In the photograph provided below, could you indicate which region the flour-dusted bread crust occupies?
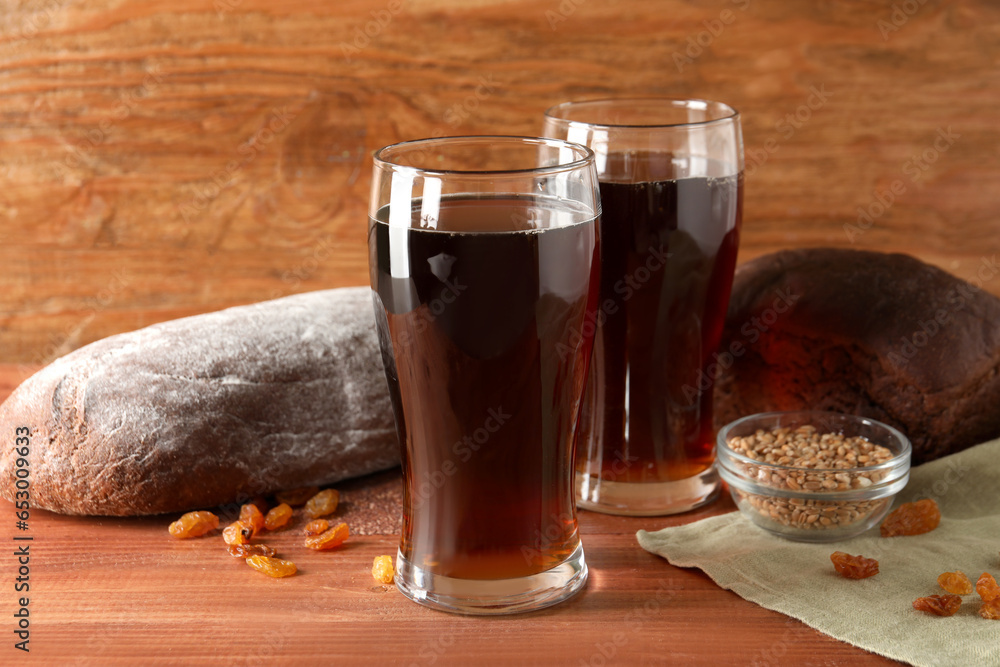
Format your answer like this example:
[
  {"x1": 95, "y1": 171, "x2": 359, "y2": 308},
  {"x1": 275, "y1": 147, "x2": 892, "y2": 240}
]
[
  {"x1": 714, "y1": 248, "x2": 1000, "y2": 464},
  {"x1": 0, "y1": 287, "x2": 398, "y2": 516}
]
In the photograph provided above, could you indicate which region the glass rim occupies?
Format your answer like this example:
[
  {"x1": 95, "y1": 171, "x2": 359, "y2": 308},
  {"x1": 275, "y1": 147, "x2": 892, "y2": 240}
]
[
  {"x1": 544, "y1": 97, "x2": 740, "y2": 130},
  {"x1": 716, "y1": 410, "x2": 912, "y2": 475},
  {"x1": 372, "y1": 135, "x2": 596, "y2": 177}
]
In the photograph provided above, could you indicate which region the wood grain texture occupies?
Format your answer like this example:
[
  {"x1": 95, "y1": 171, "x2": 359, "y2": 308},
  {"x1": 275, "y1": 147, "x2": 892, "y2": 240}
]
[
  {"x1": 1, "y1": 0, "x2": 999, "y2": 363},
  {"x1": 0, "y1": 367, "x2": 902, "y2": 666}
]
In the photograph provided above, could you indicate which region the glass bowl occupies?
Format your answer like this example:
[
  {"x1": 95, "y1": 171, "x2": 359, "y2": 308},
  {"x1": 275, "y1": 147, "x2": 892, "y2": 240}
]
[{"x1": 717, "y1": 411, "x2": 911, "y2": 542}]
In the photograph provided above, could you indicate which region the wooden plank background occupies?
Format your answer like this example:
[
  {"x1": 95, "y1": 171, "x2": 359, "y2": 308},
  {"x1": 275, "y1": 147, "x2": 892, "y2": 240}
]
[{"x1": 0, "y1": 0, "x2": 998, "y2": 372}]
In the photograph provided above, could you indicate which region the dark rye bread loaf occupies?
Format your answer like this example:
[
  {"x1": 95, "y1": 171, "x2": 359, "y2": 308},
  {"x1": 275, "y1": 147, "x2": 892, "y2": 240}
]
[
  {"x1": 0, "y1": 287, "x2": 398, "y2": 516},
  {"x1": 713, "y1": 248, "x2": 1000, "y2": 463}
]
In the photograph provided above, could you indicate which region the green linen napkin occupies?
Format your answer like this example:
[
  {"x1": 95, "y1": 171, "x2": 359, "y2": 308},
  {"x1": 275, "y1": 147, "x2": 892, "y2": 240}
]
[{"x1": 637, "y1": 438, "x2": 1000, "y2": 667}]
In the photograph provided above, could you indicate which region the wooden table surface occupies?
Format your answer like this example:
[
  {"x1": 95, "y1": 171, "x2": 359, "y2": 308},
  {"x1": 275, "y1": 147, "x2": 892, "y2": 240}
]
[{"x1": 0, "y1": 365, "x2": 903, "y2": 666}]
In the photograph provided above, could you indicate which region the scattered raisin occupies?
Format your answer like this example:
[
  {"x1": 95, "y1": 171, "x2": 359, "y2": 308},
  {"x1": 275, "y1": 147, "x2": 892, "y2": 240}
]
[
  {"x1": 980, "y1": 599, "x2": 1000, "y2": 620},
  {"x1": 937, "y1": 570, "x2": 973, "y2": 595},
  {"x1": 912, "y1": 594, "x2": 962, "y2": 616},
  {"x1": 880, "y1": 498, "x2": 941, "y2": 537},
  {"x1": 305, "y1": 522, "x2": 349, "y2": 551},
  {"x1": 228, "y1": 543, "x2": 276, "y2": 559},
  {"x1": 168, "y1": 511, "x2": 219, "y2": 538},
  {"x1": 303, "y1": 519, "x2": 330, "y2": 536},
  {"x1": 275, "y1": 486, "x2": 320, "y2": 507},
  {"x1": 239, "y1": 503, "x2": 265, "y2": 537},
  {"x1": 976, "y1": 572, "x2": 1000, "y2": 602},
  {"x1": 264, "y1": 503, "x2": 293, "y2": 531},
  {"x1": 223, "y1": 521, "x2": 251, "y2": 546},
  {"x1": 830, "y1": 551, "x2": 879, "y2": 579},
  {"x1": 372, "y1": 555, "x2": 394, "y2": 584},
  {"x1": 304, "y1": 489, "x2": 340, "y2": 519},
  {"x1": 246, "y1": 555, "x2": 297, "y2": 578}
]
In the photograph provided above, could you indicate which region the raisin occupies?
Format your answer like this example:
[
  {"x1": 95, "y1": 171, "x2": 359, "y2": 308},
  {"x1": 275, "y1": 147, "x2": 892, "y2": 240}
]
[
  {"x1": 239, "y1": 503, "x2": 265, "y2": 537},
  {"x1": 372, "y1": 555, "x2": 394, "y2": 584},
  {"x1": 246, "y1": 555, "x2": 297, "y2": 578},
  {"x1": 275, "y1": 486, "x2": 320, "y2": 507},
  {"x1": 912, "y1": 594, "x2": 962, "y2": 616},
  {"x1": 980, "y1": 599, "x2": 1000, "y2": 620},
  {"x1": 304, "y1": 489, "x2": 340, "y2": 519},
  {"x1": 264, "y1": 503, "x2": 293, "y2": 531},
  {"x1": 977, "y1": 572, "x2": 1000, "y2": 602},
  {"x1": 305, "y1": 522, "x2": 349, "y2": 551},
  {"x1": 223, "y1": 521, "x2": 251, "y2": 546},
  {"x1": 830, "y1": 551, "x2": 879, "y2": 579},
  {"x1": 228, "y1": 543, "x2": 276, "y2": 558},
  {"x1": 880, "y1": 498, "x2": 941, "y2": 537},
  {"x1": 937, "y1": 570, "x2": 973, "y2": 595},
  {"x1": 168, "y1": 511, "x2": 219, "y2": 538},
  {"x1": 303, "y1": 519, "x2": 330, "y2": 536}
]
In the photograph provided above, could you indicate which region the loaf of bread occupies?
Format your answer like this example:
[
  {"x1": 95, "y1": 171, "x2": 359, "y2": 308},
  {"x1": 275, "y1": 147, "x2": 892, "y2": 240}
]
[
  {"x1": 713, "y1": 248, "x2": 1000, "y2": 463},
  {"x1": 0, "y1": 287, "x2": 398, "y2": 516}
]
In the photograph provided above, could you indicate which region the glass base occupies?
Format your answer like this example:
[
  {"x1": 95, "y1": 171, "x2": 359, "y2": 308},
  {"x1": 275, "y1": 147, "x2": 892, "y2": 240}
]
[
  {"x1": 394, "y1": 543, "x2": 587, "y2": 615},
  {"x1": 576, "y1": 464, "x2": 720, "y2": 516}
]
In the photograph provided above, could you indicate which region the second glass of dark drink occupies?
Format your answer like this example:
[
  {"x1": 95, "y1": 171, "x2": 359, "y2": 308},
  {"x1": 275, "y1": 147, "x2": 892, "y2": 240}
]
[
  {"x1": 543, "y1": 99, "x2": 744, "y2": 516},
  {"x1": 368, "y1": 136, "x2": 601, "y2": 614}
]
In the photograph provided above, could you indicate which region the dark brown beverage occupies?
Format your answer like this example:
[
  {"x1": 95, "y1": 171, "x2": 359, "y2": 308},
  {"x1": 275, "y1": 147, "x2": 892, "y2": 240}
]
[
  {"x1": 577, "y1": 154, "x2": 742, "y2": 485},
  {"x1": 369, "y1": 196, "x2": 598, "y2": 580}
]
